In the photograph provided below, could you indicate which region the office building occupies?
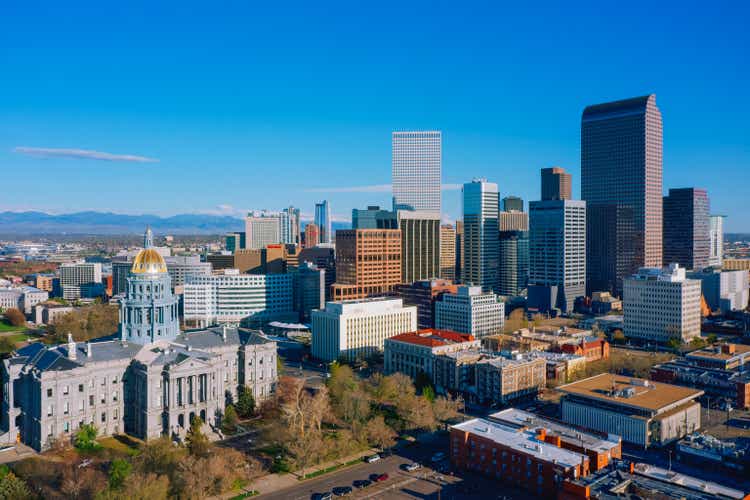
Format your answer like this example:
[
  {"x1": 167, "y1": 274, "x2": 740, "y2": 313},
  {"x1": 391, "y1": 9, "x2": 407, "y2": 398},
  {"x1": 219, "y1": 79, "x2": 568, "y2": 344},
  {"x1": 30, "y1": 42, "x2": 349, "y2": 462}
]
[
  {"x1": 663, "y1": 188, "x2": 710, "y2": 270},
  {"x1": 59, "y1": 262, "x2": 103, "y2": 299},
  {"x1": 391, "y1": 131, "x2": 441, "y2": 212},
  {"x1": 435, "y1": 286, "x2": 504, "y2": 338},
  {"x1": 183, "y1": 269, "x2": 295, "y2": 327},
  {"x1": 351, "y1": 206, "x2": 398, "y2": 229},
  {"x1": 501, "y1": 196, "x2": 524, "y2": 212},
  {"x1": 541, "y1": 166, "x2": 572, "y2": 200},
  {"x1": 475, "y1": 355, "x2": 547, "y2": 404},
  {"x1": 331, "y1": 229, "x2": 402, "y2": 301},
  {"x1": 34, "y1": 275, "x2": 57, "y2": 293},
  {"x1": 0, "y1": 287, "x2": 48, "y2": 315},
  {"x1": 498, "y1": 210, "x2": 529, "y2": 231},
  {"x1": 489, "y1": 408, "x2": 622, "y2": 472},
  {"x1": 314, "y1": 200, "x2": 332, "y2": 244},
  {"x1": 398, "y1": 210, "x2": 441, "y2": 284},
  {"x1": 462, "y1": 179, "x2": 499, "y2": 292},
  {"x1": 245, "y1": 211, "x2": 281, "y2": 250},
  {"x1": 557, "y1": 373, "x2": 703, "y2": 447},
  {"x1": 440, "y1": 225, "x2": 456, "y2": 281},
  {"x1": 455, "y1": 220, "x2": 463, "y2": 282},
  {"x1": 450, "y1": 417, "x2": 590, "y2": 496},
  {"x1": 298, "y1": 246, "x2": 336, "y2": 301},
  {"x1": 0, "y1": 231, "x2": 278, "y2": 452},
  {"x1": 393, "y1": 279, "x2": 458, "y2": 329},
  {"x1": 224, "y1": 232, "x2": 246, "y2": 252},
  {"x1": 709, "y1": 215, "x2": 725, "y2": 267},
  {"x1": 623, "y1": 264, "x2": 701, "y2": 343},
  {"x1": 498, "y1": 230, "x2": 529, "y2": 296},
  {"x1": 528, "y1": 199, "x2": 586, "y2": 313},
  {"x1": 279, "y1": 206, "x2": 301, "y2": 245},
  {"x1": 384, "y1": 329, "x2": 480, "y2": 380},
  {"x1": 688, "y1": 268, "x2": 749, "y2": 313},
  {"x1": 291, "y1": 261, "x2": 325, "y2": 322},
  {"x1": 724, "y1": 259, "x2": 750, "y2": 273},
  {"x1": 311, "y1": 297, "x2": 417, "y2": 362},
  {"x1": 582, "y1": 95, "x2": 663, "y2": 296},
  {"x1": 112, "y1": 255, "x2": 210, "y2": 295},
  {"x1": 303, "y1": 223, "x2": 320, "y2": 248}
]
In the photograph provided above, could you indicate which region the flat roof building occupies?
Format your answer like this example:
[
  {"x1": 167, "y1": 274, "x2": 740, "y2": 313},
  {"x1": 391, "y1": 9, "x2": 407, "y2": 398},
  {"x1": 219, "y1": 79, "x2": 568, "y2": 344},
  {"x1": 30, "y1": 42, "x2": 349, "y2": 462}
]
[{"x1": 331, "y1": 229, "x2": 402, "y2": 301}]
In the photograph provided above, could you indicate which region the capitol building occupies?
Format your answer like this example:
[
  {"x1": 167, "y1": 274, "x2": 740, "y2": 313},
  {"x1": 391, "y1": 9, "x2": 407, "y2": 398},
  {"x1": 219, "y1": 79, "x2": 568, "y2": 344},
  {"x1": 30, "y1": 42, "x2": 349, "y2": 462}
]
[{"x1": 0, "y1": 229, "x2": 278, "y2": 451}]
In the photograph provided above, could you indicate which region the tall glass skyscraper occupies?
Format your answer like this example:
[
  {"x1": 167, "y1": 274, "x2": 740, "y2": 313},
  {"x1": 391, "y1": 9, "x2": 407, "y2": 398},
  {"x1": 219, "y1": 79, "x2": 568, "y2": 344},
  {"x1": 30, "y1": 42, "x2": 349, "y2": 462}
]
[
  {"x1": 582, "y1": 94, "x2": 663, "y2": 296},
  {"x1": 462, "y1": 179, "x2": 498, "y2": 292},
  {"x1": 314, "y1": 200, "x2": 332, "y2": 244},
  {"x1": 392, "y1": 131, "x2": 441, "y2": 213},
  {"x1": 709, "y1": 215, "x2": 725, "y2": 267},
  {"x1": 663, "y1": 188, "x2": 710, "y2": 271}
]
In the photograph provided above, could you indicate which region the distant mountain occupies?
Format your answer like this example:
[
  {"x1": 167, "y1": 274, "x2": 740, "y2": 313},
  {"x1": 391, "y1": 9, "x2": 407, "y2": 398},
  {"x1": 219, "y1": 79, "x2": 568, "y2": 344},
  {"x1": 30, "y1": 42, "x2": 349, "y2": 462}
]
[
  {"x1": 0, "y1": 211, "x2": 245, "y2": 235},
  {"x1": 0, "y1": 211, "x2": 352, "y2": 235}
]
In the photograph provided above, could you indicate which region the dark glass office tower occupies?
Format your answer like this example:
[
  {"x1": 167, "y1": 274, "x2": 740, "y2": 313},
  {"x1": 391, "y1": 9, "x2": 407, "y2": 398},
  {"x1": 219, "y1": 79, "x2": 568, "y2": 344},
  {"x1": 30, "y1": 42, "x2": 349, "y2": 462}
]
[
  {"x1": 582, "y1": 94, "x2": 663, "y2": 296},
  {"x1": 541, "y1": 167, "x2": 571, "y2": 201},
  {"x1": 498, "y1": 230, "x2": 529, "y2": 296},
  {"x1": 663, "y1": 188, "x2": 710, "y2": 270}
]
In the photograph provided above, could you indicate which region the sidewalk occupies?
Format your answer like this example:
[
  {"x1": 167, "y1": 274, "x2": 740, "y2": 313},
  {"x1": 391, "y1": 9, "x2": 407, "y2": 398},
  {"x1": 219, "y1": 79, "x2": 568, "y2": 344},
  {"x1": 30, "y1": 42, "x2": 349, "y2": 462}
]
[{"x1": 218, "y1": 447, "x2": 376, "y2": 499}]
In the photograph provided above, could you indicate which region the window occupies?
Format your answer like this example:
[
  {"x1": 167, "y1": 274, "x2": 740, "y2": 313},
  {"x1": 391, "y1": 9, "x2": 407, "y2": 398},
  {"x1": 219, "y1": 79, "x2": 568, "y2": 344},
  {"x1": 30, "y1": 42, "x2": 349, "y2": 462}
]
[
  {"x1": 89, "y1": 395, "x2": 94, "y2": 406},
  {"x1": 101, "y1": 394, "x2": 106, "y2": 404},
  {"x1": 47, "y1": 405, "x2": 54, "y2": 417},
  {"x1": 112, "y1": 391, "x2": 118, "y2": 402},
  {"x1": 101, "y1": 412, "x2": 106, "y2": 423},
  {"x1": 78, "y1": 384, "x2": 84, "y2": 393},
  {"x1": 113, "y1": 376, "x2": 118, "y2": 384},
  {"x1": 113, "y1": 409, "x2": 118, "y2": 420},
  {"x1": 63, "y1": 402, "x2": 70, "y2": 415},
  {"x1": 63, "y1": 385, "x2": 69, "y2": 396},
  {"x1": 79, "y1": 400, "x2": 84, "y2": 413},
  {"x1": 47, "y1": 388, "x2": 53, "y2": 398},
  {"x1": 101, "y1": 377, "x2": 106, "y2": 386},
  {"x1": 64, "y1": 422, "x2": 70, "y2": 433}
]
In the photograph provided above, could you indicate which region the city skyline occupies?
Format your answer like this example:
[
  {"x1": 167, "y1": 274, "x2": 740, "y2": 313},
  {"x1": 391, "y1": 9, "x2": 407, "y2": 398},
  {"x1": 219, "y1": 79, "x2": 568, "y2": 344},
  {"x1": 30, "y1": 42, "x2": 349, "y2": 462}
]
[{"x1": 1, "y1": 3, "x2": 748, "y2": 231}]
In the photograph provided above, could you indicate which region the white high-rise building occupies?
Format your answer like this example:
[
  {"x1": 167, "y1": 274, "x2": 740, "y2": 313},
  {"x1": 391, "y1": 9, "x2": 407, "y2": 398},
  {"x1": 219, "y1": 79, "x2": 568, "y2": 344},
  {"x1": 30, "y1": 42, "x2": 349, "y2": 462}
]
[
  {"x1": 245, "y1": 211, "x2": 281, "y2": 250},
  {"x1": 462, "y1": 179, "x2": 499, "y2": 292},
  {"x1": 435, "y1": 286, "x2": 504, "y2": 338},
  {"x1": 183, "y1": 269, "x2": 294, "y2": 327},
  {"x1": 59, "y1": 262, "x2": 103, "y2": 299},
  {"x1": 624, "y1": 264, "x2": 702, "y2": 343},
  {"x1": 709, "y1": 215, "x2": 725, "y2": 267},
  {"x1": 392, "y1": 131, "x2": 441, "y2": 213},
  {"x1": 280, "y1": 206, "x2": 301, "y2": 245},
  {"x1": 314, "y1": 201, "x2": 332, "y2": 244},
  {"x1": 311, "y1": 297, "x2": 417, "y2": 362},
  {"x1": 528, "y1": 199, "x2": 586, "y2": 313}
]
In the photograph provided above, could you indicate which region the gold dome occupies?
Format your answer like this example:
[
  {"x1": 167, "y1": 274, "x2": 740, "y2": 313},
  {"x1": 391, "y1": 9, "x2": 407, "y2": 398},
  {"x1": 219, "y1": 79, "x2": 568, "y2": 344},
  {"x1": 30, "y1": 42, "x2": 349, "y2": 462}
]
[{"x1": 131, "y1": 248, "x2": 168, "y2": 274}]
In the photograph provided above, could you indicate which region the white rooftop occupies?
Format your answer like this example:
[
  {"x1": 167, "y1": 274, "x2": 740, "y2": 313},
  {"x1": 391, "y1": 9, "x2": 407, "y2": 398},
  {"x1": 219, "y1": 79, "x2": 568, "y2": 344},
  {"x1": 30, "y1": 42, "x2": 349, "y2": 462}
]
[
  {"x1": 632, "y1": 463, "x2": 746, "y2": 499},
  {"x1": 451, "y1": 417, "x2": 587, "y2": 469}
]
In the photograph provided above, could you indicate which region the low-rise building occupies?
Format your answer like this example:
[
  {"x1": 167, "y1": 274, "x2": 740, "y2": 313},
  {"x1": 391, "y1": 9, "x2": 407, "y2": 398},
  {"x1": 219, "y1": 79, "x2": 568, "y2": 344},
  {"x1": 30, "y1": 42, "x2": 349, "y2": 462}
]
[
  {"x1": 384, "y1": 329, "x2": 480, "y2": 380},
  {"x1": 488, "y1": 408, "x2": 622, "y2": 471},
  {"x1": 531, "y1": 351, "x2": 587, "y2": 382},
  {"x1": 559, "y1": 336, "x2": 610, "y2": 362},
  {"x1": 685, "y1": 343, "x2": 750, "y2": 371},
  {"x1": 311, "y1": 297, "x2": 417, "y2": 362},
  {"x1": 435, "y1": 286, "x2": 504, "y2": 338},
  {"x1": 689, "y1": 268, "x2": 749, "y2": 313},
  {"x1": 651, "y1": 359, "x2": 750, "y2": 410},
  {"x1": 557, "y1": 373, "x2": 703, "y2": 447},
  {"x1": 34, "y1": 302, "x2": 76, "y2": 325},
  {"x1": 475, "y1": 354, "x2": 546, "y2": 405},
  {"x1": 451, "y1": 417, "x2": 590, "y2": 497}
]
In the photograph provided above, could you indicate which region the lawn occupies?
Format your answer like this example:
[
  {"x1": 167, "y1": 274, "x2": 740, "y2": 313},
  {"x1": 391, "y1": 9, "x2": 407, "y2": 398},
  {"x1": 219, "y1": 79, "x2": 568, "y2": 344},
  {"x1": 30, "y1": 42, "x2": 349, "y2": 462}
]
[
  {"x1": 0, "y1": 322, "x2": 25, "y2": 333},
  {"x1": 98, "y1": 435, "x2": 142, "y2": 457}
]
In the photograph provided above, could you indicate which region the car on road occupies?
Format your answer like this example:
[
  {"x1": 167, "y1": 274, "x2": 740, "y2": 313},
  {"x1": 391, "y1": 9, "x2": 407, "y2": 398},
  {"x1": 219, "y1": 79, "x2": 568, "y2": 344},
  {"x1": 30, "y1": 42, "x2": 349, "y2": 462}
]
[
  {"x1": 375, "y1": 473, "x2": 389, "y2": 482},
  {"x1": 311, "y1": 493, "x2": 332, "y2": 500},
  {"x1": 405, "y1": 462, "x2": 421, "y2": 472},
  {"x1": 332, "y1": 486, "x2": 352, "y2": 496},
  {"x1": 365, "y1": 454, "x2": 381, "y2": 463},
  {"x1": 430, "y1": 451, "x2": 446, "y2": 463},
  {"x1": 353, "y1": 479, "x2": 372, "y2": 489}
]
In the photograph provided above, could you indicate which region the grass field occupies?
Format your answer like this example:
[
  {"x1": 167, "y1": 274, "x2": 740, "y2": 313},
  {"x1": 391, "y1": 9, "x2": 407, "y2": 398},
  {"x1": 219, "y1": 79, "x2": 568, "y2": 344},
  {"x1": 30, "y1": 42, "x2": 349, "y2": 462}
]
[{"x1": 0, "y1": 322, "x2": 26, "y2": 333}]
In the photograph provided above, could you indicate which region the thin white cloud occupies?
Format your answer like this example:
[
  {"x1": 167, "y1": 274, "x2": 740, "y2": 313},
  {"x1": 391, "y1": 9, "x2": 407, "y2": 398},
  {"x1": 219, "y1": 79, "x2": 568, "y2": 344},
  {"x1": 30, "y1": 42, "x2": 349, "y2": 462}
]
[
  {"x1": 13, "y1": 146, "x2": 158, "y2": 163},
  {"x1": 305, "y1": 183, "x2": 462, "y2": 193}
]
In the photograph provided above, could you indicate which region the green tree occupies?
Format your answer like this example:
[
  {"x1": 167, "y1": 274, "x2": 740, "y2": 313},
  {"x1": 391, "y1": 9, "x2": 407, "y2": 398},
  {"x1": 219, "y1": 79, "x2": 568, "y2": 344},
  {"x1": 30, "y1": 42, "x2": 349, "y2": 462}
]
[
  {"x1": 235, "y1": 386, "x2": 256, "y2": 418},
  {"x1": 0, "y1": 337, "x2": 17, "y2": 354},
  {"x1": 365, "y1": 415, "x2": 397, "y2": 452},
  {"x1": 422, "y1": 386, "x2": 436, "y2": 402},
  {"x1": 706, "y1": 333, "x2": 718, "y2": 344},
  {"x1": 185, "y1": 417, "x2": 210, "y2": 457},
  {"x1": 0, "y1": 465, "x2": 31, "y2": 500},
  {"x1": 75, "y1": 423, "x2": 101, "y2": 451},
  {"x1": 108, "y1": 458, "x2": 132, "y2": 489},
  {"x1": 222, "y1": 405, "x2": 239, "y2": 433}
]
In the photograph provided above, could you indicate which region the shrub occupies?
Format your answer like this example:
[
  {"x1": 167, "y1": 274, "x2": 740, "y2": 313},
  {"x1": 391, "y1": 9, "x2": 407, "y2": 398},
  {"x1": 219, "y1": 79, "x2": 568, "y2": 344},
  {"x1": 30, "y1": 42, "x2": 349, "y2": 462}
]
[{"x1": 75, "y1": 423, "x2": 101, "y2": 452}]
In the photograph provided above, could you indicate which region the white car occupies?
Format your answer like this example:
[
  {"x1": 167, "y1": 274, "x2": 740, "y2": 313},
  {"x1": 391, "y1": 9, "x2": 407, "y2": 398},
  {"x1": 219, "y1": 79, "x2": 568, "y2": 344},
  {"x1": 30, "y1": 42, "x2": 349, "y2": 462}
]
[
  {"x1": 366, "y1": 454, "x2": 381, "y2": 463},
  {"x1": 405, "y1": 462, "x2": 421, "y2": 472}
]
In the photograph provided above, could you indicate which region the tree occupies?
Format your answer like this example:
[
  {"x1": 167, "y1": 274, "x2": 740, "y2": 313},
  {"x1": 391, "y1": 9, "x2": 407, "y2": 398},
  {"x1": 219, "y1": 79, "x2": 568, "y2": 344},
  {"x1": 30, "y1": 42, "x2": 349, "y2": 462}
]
[
  {"x1": 235, "y1": 385, "x2": 256, "y2": 418},
  {"x1": 0, "y1": 465, "x2": 31, "y2": 500},
  {"x1": 422, "y1": 386, "x2": 436, "y2": 402},
  {"x1": 611, "y1": 329, "x2": 626, "y2": 345},
  {"x1": 185, "y1": 416, "x2": 210, "y2": 457},
  {"x1": 3, "y1": 308, "x2": 25, "y2": 327},
  {"x1": 47, "y1": 304, "x2": 119, "y2": 342},
  {"x1": 108, "y1": 458, "x2": 132, "y2": 489},
  {"x1": 706, "y1": 333, "x2": 718, "y2": 344},
  {"x1": 432, "y1": 396, "x2": 461, "y2": 429},
  {"x1": 286, "y1": 430, "x2": 324, "y2": 479},
  {"x1": 396, "y1": 395, "x2": 437, "y2": 432},
  {"x1": 0, "y1": 337, "x2": 17, "y2": 354},
  {"x1": 74, "y1": 423, "x2": 100, "y2": 451},
  {"x1": 222, "y1": 405, "x2": 239, "y2": 433},
  {"x1": 98, "y1": 472, "x2": 170, "y2": 500},
  {"x1": 365, "y1": 415, "x2": 397, "y2": 452}
]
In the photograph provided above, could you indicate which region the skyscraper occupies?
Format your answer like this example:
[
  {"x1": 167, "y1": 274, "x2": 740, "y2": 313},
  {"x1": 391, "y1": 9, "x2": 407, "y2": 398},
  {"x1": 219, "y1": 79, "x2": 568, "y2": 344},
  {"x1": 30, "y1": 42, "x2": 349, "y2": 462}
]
[
  {"x1": 582, "y1": 94, "x2": 663, "y2": 296},
  {"x1": 663, "y1": 188, "x2": 710, "y2": 271},
  {"x1": 498, "y1": 211, "x2": 529, "y2": 231},
  {"x1": 541, "y1": 167, "x2": 572, "y2": 200},
  {"x1": 303, "y1": 223, "x2": 320, "y2": 248},
  {"x1": 314, "y1": 200, "x2": 332, "y2": 244},
  {"x1": 392, "y1": 131, "x2": 441, "y2": 212},
  {"x1": 498, "y1": 230, "x2": 529, "y2": 296},
  {"x1": 440, "y1": 225, "x2": 456, "y2": 281},
  {"x1": 245, "y1": 211, "x2": 281, "y2": 250},
  {"x1": 280, "y1": 206, "x2": 301, "y2": 245},
  {"x1": 352, "y1": 206, "x2": 398, "y2": 229},
  {"x1": 528, "y1": 199, "x2": 586, "y2": 313},
  {"x1": 502, "y1": 196, "x2": 524, "y2": 212},
  {"x1": 462, "y1": 179, "x2": 499, "y2": 292},
  {"x1": 709, "y1": 215, "x2": 725, "y2": 267},
  {"x1": 398, "y1": 210, "x2": 441, "y2": 283},
  {"x1": 331, "y1": 229, "x2": 402, "y2": 301}
]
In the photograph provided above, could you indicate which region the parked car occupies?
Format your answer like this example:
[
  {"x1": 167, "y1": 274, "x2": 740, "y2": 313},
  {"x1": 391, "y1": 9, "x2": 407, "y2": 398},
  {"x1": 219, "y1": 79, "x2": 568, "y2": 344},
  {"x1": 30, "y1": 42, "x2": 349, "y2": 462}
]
[
  {"x1": 430, "y1": 452, "x2": 446, "y2": 463},
  {"x1": 375, "y1": 473, "x2": 389, "y2": 482},
  {"x1": 365, "y1": 454, "x2": 381, "y2": 463},
  {"x1": 353, "y1": 479, "x2": 372, "y2": 489},
  {"x1": 311, "y1": 493, "x2": 332, "y2": 500},
  {"x1": 405, "y1": 462, "x2": 421, "y2": 472},
  {"x1": 332, "y1": 486, "x2": 353, "y2": 496}
]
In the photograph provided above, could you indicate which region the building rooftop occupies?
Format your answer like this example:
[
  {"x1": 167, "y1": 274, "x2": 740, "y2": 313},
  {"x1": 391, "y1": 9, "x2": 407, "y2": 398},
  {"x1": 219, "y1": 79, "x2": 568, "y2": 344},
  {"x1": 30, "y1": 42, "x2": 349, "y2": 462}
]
[
  {"x1": 489, "y1": 408, "x2": 620, "y2": 454},
  {"x1": 557, "y1": 373, "x2": 703, "y2": 412},
  {"x1": 452, "y1": 418, "x2": 587, "y2": 469},
  {"x1": 686, "y1": 343, "x2": 750, "y2": 361},
  {"x1": 387, "y1": 329, "x2": 475, "y2": 348}
]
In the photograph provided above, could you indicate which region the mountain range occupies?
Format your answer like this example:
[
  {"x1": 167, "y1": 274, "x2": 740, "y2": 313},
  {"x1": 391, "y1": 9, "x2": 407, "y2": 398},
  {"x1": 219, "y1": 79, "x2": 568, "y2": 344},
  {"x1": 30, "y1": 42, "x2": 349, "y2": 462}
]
[{"x1": 0, "y1": 211, "x2": 351, "y2": 235}]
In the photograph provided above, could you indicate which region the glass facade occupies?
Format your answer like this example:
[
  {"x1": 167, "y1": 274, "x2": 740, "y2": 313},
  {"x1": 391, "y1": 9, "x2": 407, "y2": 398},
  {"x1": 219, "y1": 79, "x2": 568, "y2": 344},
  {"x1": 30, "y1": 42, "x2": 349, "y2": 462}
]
[{"x1": 392, "y1": 131, "x2": 441, "y2": 213}]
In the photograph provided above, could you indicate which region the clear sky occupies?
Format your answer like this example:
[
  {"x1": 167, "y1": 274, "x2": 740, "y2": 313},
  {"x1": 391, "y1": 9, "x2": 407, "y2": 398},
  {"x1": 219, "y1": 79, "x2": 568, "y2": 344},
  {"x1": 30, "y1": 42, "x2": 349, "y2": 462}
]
[{"x1": 1, "y1": 1, "x2": 748, "y2": 230}]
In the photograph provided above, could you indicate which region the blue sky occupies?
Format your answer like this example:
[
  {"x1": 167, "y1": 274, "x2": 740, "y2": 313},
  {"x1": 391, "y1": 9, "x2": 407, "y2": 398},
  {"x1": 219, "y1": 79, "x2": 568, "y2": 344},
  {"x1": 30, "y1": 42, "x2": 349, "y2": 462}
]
[{"x1": 1, "y1": 1, "x2": 748, "y2": 230}]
